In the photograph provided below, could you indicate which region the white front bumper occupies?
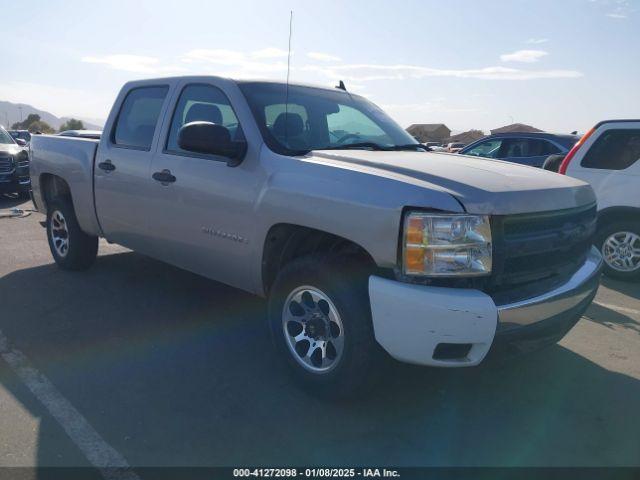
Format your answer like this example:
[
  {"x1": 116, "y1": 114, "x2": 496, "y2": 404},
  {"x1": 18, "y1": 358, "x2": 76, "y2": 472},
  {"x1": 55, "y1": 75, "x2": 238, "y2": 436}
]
[
  {"x1": 369, "y1": 277, "x2": 497, "y2": 367},
  {"x1": 368, "y1": 247, "x2": 602, "y2": 367}
]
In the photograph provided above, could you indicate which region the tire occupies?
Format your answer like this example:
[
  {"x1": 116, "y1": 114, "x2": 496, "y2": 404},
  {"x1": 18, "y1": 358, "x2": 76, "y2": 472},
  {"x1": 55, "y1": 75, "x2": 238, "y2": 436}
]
[
  {"x1": 595, "y1": 220, "x2": 640, "y2": 281},
  {"x1": 46, "y1": 197, "x2": 98, "y2": 271},
  {"x1": 268, "y1": 254, "x2": 383, "y2": 398},
  {"x1": 542, "y1": 154, "x2": 565, "y2": 172}
]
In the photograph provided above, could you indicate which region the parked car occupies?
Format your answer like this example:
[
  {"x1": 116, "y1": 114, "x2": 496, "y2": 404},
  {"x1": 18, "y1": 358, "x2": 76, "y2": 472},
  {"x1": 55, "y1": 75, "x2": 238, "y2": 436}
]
[
  {"x1": 445, "y1": 142, "x2": 465, "y2": 153},
  {"x1": 58, "y1": 130, "x2": 102, "y2": 140},
  {"x1": 8, "y1": 130, "x2": 32, "y2": 145},
  {"x1": 0, "y1": 126, "x2": 30, "y2": 196},
  {"x1": 460, "y1": 132, "x2": 580, "y2": 168},
  {"x1": 559, "y1": 120, "x2": 640, "y2": 281},
  {"x1": 30, "y1": 76, "x2": 602, "y2": 397}
]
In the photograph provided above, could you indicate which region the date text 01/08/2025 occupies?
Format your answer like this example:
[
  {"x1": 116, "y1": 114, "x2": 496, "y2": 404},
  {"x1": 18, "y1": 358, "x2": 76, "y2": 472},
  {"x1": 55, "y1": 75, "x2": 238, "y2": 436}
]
[{"x1": 232, "y1": 468, "x2": 401, "y2": 478}]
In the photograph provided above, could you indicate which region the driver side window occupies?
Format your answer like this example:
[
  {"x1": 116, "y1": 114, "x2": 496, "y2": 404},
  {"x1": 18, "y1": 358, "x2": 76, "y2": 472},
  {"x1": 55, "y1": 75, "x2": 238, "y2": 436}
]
[{"x1": 166, "y1": 84, "x2": 239, "y2": 154}]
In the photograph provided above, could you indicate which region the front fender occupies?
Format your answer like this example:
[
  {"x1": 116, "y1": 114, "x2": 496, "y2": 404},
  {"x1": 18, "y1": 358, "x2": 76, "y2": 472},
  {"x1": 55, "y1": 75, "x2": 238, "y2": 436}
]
[{"x1": 253, "y1": 164, "x2": 465, "y2": 291}]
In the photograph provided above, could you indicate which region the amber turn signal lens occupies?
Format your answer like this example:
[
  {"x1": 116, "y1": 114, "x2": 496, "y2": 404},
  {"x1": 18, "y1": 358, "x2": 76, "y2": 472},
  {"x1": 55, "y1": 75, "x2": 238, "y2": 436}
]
[
  {"x1": 404, "y1": 247, "x2": 425, "y2": 273},
  {"x1": 406, "y1": 217, "x2": 424, "y2": 245}
]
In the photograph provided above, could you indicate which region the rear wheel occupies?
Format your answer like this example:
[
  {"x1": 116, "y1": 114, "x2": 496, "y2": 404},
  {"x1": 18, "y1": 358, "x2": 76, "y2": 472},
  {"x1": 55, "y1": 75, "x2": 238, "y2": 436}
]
[
  {"x1": 268, "y1": 255, "x2": 383, "y2": 398},
  {"x1": 596, "y1": 221, "x2": 640, "y2": 281},
  {"x1": 46, "y1": 198, "x2": 98, "y2": 270}
]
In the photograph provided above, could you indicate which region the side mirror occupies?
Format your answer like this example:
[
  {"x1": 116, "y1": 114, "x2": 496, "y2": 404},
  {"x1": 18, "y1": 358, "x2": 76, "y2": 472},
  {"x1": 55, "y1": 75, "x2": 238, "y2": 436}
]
[
  {"x1": 178, "y1": 121, "x2": 247, "y2": 166},
  {"x1": 15, "y1": 138, "x2": 27, "y2": 147}
]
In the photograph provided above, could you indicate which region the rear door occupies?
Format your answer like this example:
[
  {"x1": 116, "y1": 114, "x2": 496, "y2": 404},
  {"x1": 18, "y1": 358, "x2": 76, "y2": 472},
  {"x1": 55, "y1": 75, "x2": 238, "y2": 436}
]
[{"x1": 94, "y1": 84, "x2": 172, "y2": 251}]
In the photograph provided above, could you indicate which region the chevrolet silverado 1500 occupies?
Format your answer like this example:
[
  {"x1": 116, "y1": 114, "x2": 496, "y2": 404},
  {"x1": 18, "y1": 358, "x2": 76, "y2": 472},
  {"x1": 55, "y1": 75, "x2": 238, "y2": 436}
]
[{"x1": 30, "y1": 76, "x2": 603, "y2": 396}]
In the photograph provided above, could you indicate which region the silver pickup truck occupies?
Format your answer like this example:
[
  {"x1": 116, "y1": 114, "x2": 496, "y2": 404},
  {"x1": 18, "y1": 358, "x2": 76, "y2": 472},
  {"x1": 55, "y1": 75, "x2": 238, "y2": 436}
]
[{"x1": 30, "y1": 76, "x2": 602, "y2": 397}]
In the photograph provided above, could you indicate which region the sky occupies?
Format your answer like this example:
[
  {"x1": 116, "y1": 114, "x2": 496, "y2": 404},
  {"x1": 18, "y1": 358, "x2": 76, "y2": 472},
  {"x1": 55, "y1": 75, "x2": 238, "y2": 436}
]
[{"x1": 0, "y1": 0, "x2": 638, "y2": 133}]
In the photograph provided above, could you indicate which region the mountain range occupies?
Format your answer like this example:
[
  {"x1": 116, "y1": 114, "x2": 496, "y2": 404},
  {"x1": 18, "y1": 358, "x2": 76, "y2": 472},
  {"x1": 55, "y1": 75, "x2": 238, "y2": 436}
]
[{"x1": 0, "y1": 100, "x2": 103, "y2": 131}]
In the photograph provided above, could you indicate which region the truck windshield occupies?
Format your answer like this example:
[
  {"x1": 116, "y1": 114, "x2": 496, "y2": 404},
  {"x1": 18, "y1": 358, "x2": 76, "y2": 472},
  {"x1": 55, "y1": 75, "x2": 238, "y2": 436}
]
[
  {"x1": 0, "y1": 128, "x2": 15, "y2": 145},
  {"x1": 238, "y1": 82, "x2": 420, "y2": 155}
]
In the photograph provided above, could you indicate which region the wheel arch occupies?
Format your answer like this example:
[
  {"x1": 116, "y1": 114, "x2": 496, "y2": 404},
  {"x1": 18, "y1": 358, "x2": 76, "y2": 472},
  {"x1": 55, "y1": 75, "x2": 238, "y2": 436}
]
[
  {"x1": 597, "y1": 206, "x2": 640, "y2": 230},
  {"x1": 38, "y1": 173, "x2": 102, "y2": 237},
  {"x1": 261, "y1": 223, "x2": 379, "y2": 296},
  {"x1": 39, "y1": 173, "x2": 72, "y2": 213}
]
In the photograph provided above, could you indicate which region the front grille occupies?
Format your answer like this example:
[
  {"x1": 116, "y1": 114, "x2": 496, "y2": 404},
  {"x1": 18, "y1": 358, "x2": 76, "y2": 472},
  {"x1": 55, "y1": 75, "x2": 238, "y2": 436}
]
[
  {"x1": 0, "y1": 155, "x2": 14, "y2": 174},
  {"x1": 393, "y1": 203, "x2": 597, "y2": 303},
  {"x1": 489, "y1": 204, "x2": 597, "y2": 298}
]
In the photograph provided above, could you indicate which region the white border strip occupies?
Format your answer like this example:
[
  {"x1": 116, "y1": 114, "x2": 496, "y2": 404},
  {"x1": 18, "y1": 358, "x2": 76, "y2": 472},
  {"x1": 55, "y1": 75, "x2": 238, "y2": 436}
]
[{"x1": 0, "y1": 330, "x2": 140, "y2": 480}]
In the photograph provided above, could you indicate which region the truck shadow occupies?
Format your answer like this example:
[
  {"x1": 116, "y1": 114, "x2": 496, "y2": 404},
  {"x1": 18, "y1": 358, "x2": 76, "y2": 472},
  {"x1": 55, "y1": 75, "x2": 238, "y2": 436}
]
[
  {"x1": 0, "y1": 193, "x2": 30, "y2": 210},
  {"x1": 0, "y1": 251, "x2": 638, "y2": 473},
  {"x1": 584, "y1": 302, "x2": 640, "y2": 334},
  {"x1": 601, "y1": 276, "x2": 640, "y2": 301}
]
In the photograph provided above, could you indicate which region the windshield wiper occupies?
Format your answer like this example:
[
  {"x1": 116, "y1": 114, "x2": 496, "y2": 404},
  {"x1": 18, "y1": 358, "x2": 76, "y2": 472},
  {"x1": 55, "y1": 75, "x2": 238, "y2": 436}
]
[
  {"x1": 388, "y1": 143, "x2": 429, "y2": 151},
  {"x1": 314, "y1": 142, "x2": 429, "y2": 152},
  {"x1": 315, "y1": 142, "x2": 387, "y2": 151}
]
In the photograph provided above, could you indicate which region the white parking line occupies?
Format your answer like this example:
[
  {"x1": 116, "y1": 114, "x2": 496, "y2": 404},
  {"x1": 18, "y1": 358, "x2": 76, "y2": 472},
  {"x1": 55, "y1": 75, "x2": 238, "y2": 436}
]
[
  {"x1": 593, "y1": 301, "x2": 640, "y2": 317},
  {"x1": 0, "y1": 330, "x2": 140, "y2": 480}
]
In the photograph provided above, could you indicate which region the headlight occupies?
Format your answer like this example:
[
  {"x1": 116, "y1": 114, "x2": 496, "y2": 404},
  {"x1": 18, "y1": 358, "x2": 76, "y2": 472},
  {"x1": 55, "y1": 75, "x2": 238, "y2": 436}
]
[{"x1": 402, "y1": 212, "x2": 492, "y2": 276}]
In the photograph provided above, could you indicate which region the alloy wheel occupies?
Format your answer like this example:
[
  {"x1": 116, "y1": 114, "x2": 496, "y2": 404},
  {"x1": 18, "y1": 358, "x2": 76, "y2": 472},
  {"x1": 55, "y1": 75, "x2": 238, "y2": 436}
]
[
  {"x1": 50, "y1": 210, "x2": 70, "y2": 258},
  {"x1": 282, "y1": 285, "x2": 345, "y2": 373},
  {"x1": 602, "y1": 231, "x2": 640, "y2": 272}
]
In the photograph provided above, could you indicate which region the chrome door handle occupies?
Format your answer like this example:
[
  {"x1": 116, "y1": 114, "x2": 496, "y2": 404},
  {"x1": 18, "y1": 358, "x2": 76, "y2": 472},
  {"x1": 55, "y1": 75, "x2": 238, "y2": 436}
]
[
  {"x1": 98, "y1": 160, "x2": 116, "y2": 172},
  {"x1": 152, "y1": 169, "x2": 176, "y2": 185}
]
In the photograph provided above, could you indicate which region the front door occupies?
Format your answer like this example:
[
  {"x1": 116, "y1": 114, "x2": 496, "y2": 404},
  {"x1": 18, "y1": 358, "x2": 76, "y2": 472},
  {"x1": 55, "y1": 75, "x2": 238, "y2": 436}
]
[{"x1": 144, "y1": 80, "x2": 261, "y2": 291}]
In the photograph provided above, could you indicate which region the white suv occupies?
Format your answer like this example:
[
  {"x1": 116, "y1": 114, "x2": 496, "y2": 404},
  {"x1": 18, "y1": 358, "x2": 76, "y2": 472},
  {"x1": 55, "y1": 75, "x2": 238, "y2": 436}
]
[{"x1": 560, "y1": 120, "x2": 640, "y2": 281}]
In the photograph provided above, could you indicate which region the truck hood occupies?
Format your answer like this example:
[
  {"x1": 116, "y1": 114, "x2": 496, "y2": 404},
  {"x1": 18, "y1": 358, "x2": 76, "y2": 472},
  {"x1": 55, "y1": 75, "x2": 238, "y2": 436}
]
[{"x1": 308, "y1": 150, "x2": 595, "y2": 215}]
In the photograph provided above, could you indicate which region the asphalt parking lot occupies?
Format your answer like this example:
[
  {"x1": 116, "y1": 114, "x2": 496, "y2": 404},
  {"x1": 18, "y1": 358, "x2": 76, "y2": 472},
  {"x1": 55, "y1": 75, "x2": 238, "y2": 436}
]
[{"x1": 0, "y1": 194, "x2": 639, "y2": 474}]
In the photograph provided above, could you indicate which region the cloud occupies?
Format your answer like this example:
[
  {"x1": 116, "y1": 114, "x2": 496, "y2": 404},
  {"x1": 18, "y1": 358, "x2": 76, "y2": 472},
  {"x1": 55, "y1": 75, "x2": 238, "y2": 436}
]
[
  {"x1": 380, "y1": 100, "x2": 478, "y2": 114},
  {"x1": 251, "y1": 48, "x2": 290, "y2": 58},
  {"x1": 82, "y1": 54, "x2": 186, "y2": 75},
  {"x1": 181, "y1": 48, "x2": 291, "y2": 77},
  {"x1": 526, "y1": 38, "x2": 549, "y2": 44},
  {"x1": 304, "y1": 63, "x2": 581, "y2": 81},
  {"x1": 307, "y1": 52, "x2": 342, "y2": 62},
  {"x1": 590, "y1": 0, "x2": 634, "y2": 18},
  {"x1": 182, "y1": 48, "x2": 289, "y2": 65},
  {"x1": 82, "y1": 54, "x2": 159, "y2": 73},
  {"x1": 81, "y1": 49, "x2": 582, "y2": 84},
  {"x1": 500, "y1": 49, "x2": 549, "y2": 63}
]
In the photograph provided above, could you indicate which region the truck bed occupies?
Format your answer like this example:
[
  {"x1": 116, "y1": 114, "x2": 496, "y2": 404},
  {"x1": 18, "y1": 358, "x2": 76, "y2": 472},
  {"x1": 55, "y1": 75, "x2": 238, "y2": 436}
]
[{"x1": 30, "y1": 135, "x2": 102, "y2": 236}]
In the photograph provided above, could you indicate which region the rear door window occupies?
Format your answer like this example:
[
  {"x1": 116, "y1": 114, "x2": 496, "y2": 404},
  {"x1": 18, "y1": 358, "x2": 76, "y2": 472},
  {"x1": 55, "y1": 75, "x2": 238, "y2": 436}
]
[
  {"x1": 581, "y1": 129, "x2": 640, "y2": 170},
  {"x1": 113, "y1": 86, "x2": 169, "y2": 150}
]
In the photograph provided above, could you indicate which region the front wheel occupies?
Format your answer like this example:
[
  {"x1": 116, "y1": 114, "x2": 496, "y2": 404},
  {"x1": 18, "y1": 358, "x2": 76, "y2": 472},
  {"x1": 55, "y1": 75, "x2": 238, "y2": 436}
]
[
  {"x1": 46, "y1": 198, "x2": 98, "y2": 270},
  {"x1": 268, "y1": 255, "x2": 383, "y2": 398},
  {"x1": 596, "y1": 221, "x2": 640, "y2": 281}
]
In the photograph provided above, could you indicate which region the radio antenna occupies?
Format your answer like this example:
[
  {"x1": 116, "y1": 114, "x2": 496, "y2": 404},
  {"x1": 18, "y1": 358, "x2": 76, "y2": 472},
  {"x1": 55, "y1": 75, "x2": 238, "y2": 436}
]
[{"x1": 284, "y1": 10, "x2": 293, "y2": 147}]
